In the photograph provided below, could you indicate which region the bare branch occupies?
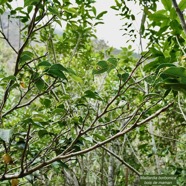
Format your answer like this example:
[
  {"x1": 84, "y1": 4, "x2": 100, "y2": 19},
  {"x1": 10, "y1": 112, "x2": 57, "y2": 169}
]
[
  {"x1": 0, "y1": 30, "x2": 18, "y2": 53},
  {"x1": 2, "y1": 79, "x2": 57, "y2": 117},
  {"x1": 101, "y1": 144, "x2": 141, "y2": 176},
  {"x1": 20, "y1": 124, "x2": 31, "y2": 174}
]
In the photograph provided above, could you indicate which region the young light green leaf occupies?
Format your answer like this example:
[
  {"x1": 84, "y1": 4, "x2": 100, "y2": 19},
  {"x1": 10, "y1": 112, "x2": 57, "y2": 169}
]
[
  {"x1": 179, "y1": 0, "x2": 186, "y2": 11},
  {"x1": 63, "y1": 7, "x2": 77, "y2": 14},
  {"x1": 1, "y1": 75, "x2": 16, "y2": 82},
  {"x1": 71, "y1": 74, "x2": 83, "y2": 83},
  {"x1": 161, "y1": 0, "x2": 172, "y2": 11},
  {"x1": 149, "y1": 10, "x2": 168, "y2": 21}
]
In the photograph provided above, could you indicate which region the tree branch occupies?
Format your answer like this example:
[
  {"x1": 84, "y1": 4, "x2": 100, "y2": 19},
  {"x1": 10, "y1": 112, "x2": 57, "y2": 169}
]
[
  {"x1": 101, "y1": 144, "x2": 141, "y2": 176},
  {"x1": 172, "y1": 0, "x2": 186, "y2": 35},
  {"x1": 0, "y1": 30, "x2": 18, "y2": 53},
  {"x1": 20, "y1": 124, "x2": 31, "y2": 174}
]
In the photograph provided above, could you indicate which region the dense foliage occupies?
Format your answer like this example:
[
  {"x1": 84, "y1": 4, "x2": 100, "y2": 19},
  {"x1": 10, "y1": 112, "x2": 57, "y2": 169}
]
[{"x1": 0, "y1": 0, "x2": 186, "y2": 185}]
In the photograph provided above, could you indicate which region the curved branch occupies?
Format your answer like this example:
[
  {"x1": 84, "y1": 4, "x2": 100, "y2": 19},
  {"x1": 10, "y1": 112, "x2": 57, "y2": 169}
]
[{"x1": 101, "y1": 145, "x2": 141, "y2": 176}]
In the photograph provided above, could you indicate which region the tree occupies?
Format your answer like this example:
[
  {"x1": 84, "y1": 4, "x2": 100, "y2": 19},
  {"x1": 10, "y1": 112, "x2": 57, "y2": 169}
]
[{"x1": 0, "y1": 0, "x2": 185, "y2": 185}]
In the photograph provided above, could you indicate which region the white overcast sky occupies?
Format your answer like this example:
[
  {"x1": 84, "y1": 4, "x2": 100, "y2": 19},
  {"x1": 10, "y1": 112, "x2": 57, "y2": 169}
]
[
  {"x1": 10, "y1": 0, "x2": 161, "y2": 52},
  {"x1": 94, "y1": 0, "x2": 143, "y2": 51}
]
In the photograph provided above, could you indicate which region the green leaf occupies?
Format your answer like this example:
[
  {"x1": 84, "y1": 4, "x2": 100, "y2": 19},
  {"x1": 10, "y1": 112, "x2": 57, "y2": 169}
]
[
  {"x1": 35, "y1": 78, "x2": 45, "y2": 91},
  {"x1": 118, "y1": 73, "x2": 129, "y2": 82},
  {"x1": 94, "y1": 22, "x2": 104, "y2": 26},
  {"x1": 27, "y1": 5, "x2": 33, "y2": 14},
  {"x1": 24, "y1": 0, "x2": 39, "y2": 6},
  {"x1": 0, "y1": 0, "x2": 8, "y2": 5},
  {"x1": 53, "y1": 108, "x2": 65, "y2": 114},
  {"x1": 63, "y1": 7, "x2": 77, "y2": 14},
  {"x1": 161, "y1": 67, "x2": 186, "y2": 79},
  {"x1": 170, "y1": 20, "x2": 182, "y2": 34},
  {"x1": 48, "y1": 6, "x2": 61, "y2": 17},
  {"x1": 159, "y1": 67, "x2": 186, "y2": 93},
  {"x1": 110, "y1": 6, "x2": 119, "y2": 10},
  {"x1": 52, "y1": 161, "x2": 69, "y2": 169},
  {"x1": 107, "y1": 57, "x2": 118, "y2": 69},
  {"x1": 96, "y1": 11, "x2": 107, "y2": 19},
  {"x1": 40, "y1": 98, "x2": 51, "y2": 108},
  {"x1": 163, "y1": 89, "x2": 171, "y2": 98},
  {"x1": 93, "y1": 60, "x2": 109, "y2": 74},
  {"x1": 92, "y1": 6, "x2": 97, "y2": 16},
  {"x1": 47, "y1": 65, "x2": 67, "y2": 80},
  {"x1": 50, "y1": 64, "x2": 68, "y2": 72},
  {"x1": 20, "y1": 51, "x2": 34, "y2": 63},
  {"x1": 48, "y1": 69, "x2": 67, "y2": 79},
  {"x1": 0, "y1": 128, "x2": 13, "y2": 143},
  {"x1": 21, "y1": 118, "x2": 34, "y2": 126},
  {"x1": 38, "y1": 130, "x2": 48, "y2": 138},
  {"x1": 84, "y1": 90, "x2": 102, "y2": 100},
  {"x1": 131, "y1": 14, "x2": 135, "y2": 20},
  {"x1": 161, "y1": 0, "x2": 172, "y2": 11},
  {"x1": 1, "y1": 75, "x2": 16, "y2": 82},
  {"x1": 115, "y1": 0, "x2": 122, "y2": 7},
  {"x1": 93, "y1": 134, "x2": 106, "y2": 141},
  {"x1": 71, "y1": 74, "x2": 83, "y2": 83},
  {"x1": 155, "y1": 63, "x2": 175, "y2": 74},
  {"x1": 38, "y1": 61, "x2": 51, "y2": 67},
  {"x1": 163, "y1": 83, "x2": 186, "y2": 93},
  {"x1": 179, "y1": 0, "x2": 186, "y2": 11},
  {"x1": 66, "y1": 68, "x2": 83, "y2": 83},
  {"x1": 138, "y1": 143, "x2": 148, "y2": 149},
  {"x1": 144, "y1": 93, "x2": 161, "y2": 99},
  {"x1": 149, "y1": 10, "x2": 168, "y2": 21}
]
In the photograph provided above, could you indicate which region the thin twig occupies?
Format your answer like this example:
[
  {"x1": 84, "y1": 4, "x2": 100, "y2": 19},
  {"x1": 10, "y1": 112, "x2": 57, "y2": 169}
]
[
  {"x1": 0, "y1": 30, "x2": 18, "y2": 53},
  {"x1": 101, "y1": 144, "x2": 141, "y2": 176},
  {"x1": 20, "y1": 124, "x2": 31, "y2": 174}
]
